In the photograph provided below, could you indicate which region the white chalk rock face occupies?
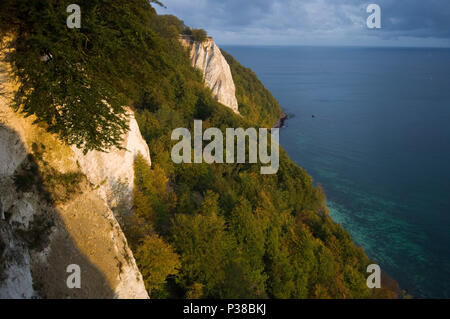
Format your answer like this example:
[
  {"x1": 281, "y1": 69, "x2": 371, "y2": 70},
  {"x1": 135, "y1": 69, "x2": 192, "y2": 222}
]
[
  {"x1": 0, "y1": 223, "x2": 36, "y2": 299},
  {"x1": 72, "y1": 110, "x2": 151, "y2": 204},
  {"x1": 0, "y1": 123, "x2": 27, "y2": 177},
  {"x1": 180, "y1": 36, "x2": 239, "y2": 114},
  {"x1": 0, "y1": 57, "x2": 150, "y2": 299}
]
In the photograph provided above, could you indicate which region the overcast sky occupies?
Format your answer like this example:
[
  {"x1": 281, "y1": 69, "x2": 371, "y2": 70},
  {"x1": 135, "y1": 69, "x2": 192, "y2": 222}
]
[{"x1": 155, "y1": 0, "x2": 450, "y2": 47}]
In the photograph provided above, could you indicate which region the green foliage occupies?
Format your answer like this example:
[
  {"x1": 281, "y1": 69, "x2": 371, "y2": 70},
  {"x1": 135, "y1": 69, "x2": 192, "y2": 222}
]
[
  {"x1": 182, "y1": 27, "x2": 208, "y2": 43},
  {"x1": 0, "y1": 0, "x2": 164, "y2": 152},
  {"x1": 191, "y1": 29, "x2": 208, "y2": 43},
  {"x1": 127, "y1": 13, "x2": 386, "y2": 297},
  {"x1": 222, "y1": 50, "x2": 282, "y2": 128},
  {"x1": 186, "y1": 282, "x2": 204, "y2": 299},
  {"x1": 182, "y1": 27, "x2": 193, "y2": 36},
  {"x1": 132, "y1": 154, "x2": 176, "y2": 234},
  {"x1": 135, "y1": 233, "x2": 181, "y2": 297},
  {"x1": 171, "y1": 208, "x2": 235, "y2": 297},
  {"x1": 130, "y1": 80, "x2": 378, "y2": 298},
  {"x1": 150, "y1": 15, "x2": 186, "y2": 39}
]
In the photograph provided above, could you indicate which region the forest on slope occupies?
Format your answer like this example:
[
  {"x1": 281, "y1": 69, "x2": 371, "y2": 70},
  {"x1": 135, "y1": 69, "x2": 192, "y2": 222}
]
[{"x1": 0, "y1": 0, "x2": 397, "y2": 299}]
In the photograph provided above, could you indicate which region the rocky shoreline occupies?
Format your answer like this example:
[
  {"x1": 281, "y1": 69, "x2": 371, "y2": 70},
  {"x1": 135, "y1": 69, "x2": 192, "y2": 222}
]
[{"x1": 273, "y1": 112, "x2": 288, "y2": 129}]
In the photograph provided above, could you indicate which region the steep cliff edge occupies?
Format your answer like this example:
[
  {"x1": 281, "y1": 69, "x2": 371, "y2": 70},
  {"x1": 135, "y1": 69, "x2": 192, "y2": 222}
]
[
  {"x1": 71, "y1": 111, "x2": 151, "y2": 206},
  {"x1": 0, "y1": 60, "x2": 150, "y2": 299},
  {"x1": 180, "y1": 36, "x2": 239, "y2": 114}
]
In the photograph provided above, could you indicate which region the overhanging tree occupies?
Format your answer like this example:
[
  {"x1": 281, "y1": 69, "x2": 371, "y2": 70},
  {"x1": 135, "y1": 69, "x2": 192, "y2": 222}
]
[{"x1": 0, "y1": 0, "x2": 164, "y2": 152}]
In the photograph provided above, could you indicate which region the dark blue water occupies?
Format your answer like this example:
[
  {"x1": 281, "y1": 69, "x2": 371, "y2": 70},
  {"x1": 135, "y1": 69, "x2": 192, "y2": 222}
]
[{"x1": 223, "y1": 46, "x2": 450, "y2": 298}]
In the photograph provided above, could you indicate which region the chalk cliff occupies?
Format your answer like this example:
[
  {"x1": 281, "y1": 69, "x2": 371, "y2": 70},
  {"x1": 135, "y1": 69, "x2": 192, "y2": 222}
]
[
  {"x1": 0, "y1": 60, "x2": 150, "y2": 299},
  {"x1": 71, "y1": 111, "x2": 151, "y2": 206},
  {"x1": 180, "y1": 36, "x2": 239, "y2": 114}
]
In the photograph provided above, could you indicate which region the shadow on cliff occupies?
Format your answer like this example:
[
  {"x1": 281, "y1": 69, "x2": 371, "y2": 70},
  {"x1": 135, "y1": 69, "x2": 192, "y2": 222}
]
[{"x1": 0, "y1": 124, "x2": 116, "y2": 299}]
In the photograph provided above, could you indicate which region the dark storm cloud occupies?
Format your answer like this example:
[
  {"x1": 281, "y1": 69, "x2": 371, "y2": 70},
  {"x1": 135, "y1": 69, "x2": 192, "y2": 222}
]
[
  {"x1": 156, "y1": 0, "x2": 450, "y2": 46},
  {"x1": 156, "y1": 0, "x2": 274, "y2": 29},
  {"x1": 377, "y1": 0, "x2": 450, "y2": 38}
]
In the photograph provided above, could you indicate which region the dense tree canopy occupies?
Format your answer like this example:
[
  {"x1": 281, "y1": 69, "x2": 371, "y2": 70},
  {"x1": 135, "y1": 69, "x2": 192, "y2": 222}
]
[
  {"x1": 125, "y1": 11, "x2": 397, "y2": 299},
  {"x1": 222, "y1": 50, "x2": 282, "y2": 128},
  {"x1": 136, "y1": 233, "x2": 181, "y2": 297},
  {"x1": 0, "y1": 0, "x2": 164, "y2": 152}
]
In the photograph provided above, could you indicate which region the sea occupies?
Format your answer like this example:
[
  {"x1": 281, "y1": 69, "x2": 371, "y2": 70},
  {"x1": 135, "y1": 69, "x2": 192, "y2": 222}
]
[{"x1": 223, "y1": 45, "x2": 450, "y2": 298}]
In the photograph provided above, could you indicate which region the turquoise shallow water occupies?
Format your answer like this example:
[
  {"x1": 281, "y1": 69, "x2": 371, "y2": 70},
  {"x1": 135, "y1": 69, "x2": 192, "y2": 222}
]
[{"x1": 223, "y1": 45, "x2": 450, "y2": 298}]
